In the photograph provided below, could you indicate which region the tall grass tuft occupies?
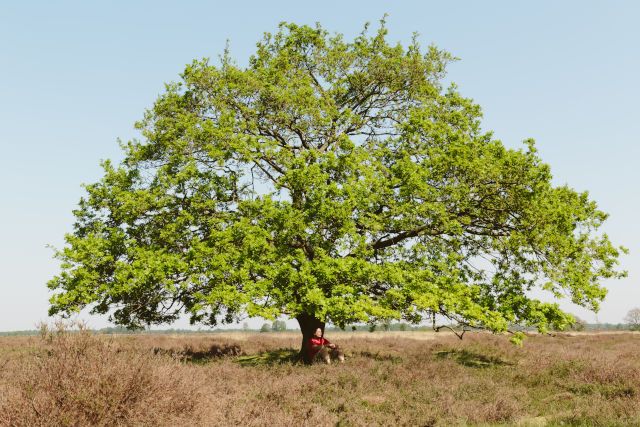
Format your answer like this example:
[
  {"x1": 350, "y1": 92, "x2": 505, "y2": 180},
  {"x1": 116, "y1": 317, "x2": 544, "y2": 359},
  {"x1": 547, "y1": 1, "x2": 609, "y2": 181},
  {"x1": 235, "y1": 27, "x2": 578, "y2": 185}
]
[{"x1": 0, "y1": 322, "x2": 201, "y2": 426}]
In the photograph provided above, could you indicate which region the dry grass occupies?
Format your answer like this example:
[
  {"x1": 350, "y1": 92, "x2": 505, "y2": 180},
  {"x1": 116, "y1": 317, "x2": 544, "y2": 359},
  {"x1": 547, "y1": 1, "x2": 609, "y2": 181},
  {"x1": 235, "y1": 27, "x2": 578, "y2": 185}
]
[
  {"x1": 0, "y1": 324, "x2": 201, "y2": 426},
  {"x1": 2, "y1": 327, "x2": 640, "y2": 426}
]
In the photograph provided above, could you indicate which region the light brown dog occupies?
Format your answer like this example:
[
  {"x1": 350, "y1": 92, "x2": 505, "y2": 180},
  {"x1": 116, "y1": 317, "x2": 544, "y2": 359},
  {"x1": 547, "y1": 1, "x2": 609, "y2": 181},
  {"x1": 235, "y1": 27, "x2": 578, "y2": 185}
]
[{"x1": 312, "y1": 345, "x2": 345, "y2": 364}]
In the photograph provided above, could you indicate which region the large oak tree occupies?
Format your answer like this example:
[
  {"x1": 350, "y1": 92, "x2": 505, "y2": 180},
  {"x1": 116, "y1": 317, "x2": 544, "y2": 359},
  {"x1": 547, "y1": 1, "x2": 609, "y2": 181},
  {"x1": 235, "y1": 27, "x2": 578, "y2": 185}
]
[{"x1": 49, "y1": 21, "x2": 626, "y2": 361}]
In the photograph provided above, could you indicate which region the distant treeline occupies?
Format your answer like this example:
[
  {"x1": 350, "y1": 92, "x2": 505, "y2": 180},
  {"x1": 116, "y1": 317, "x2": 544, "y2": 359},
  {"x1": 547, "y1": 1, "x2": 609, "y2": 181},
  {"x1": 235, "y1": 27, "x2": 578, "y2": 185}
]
[
  {"x1": 0, "y1": 322, "x2": 635, "y2": 336},
  {"x1": 0, "y1": 327, "x2": 249, "y2": 336}
]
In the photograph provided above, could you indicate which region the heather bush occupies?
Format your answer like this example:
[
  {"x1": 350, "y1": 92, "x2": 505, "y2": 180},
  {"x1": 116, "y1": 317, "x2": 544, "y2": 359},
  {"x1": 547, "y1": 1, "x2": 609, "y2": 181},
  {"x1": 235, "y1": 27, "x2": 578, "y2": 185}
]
[{"x1": 0, "y1": 322, "x2": 201, "y2": 426}]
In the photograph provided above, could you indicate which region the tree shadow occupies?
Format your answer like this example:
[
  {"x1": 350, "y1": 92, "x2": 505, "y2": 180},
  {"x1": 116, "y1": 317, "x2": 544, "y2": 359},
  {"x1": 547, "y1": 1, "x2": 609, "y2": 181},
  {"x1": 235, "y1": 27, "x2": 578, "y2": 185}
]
[
  {"x1": 153, "y1": 343, "x2": 243, "y2": 364},
  {"x1": 236, "y1": 348, "x2": 300, "y2": 367},
  {"x1": 434, "y1": 349, "x2": 513, "y2": 368}
]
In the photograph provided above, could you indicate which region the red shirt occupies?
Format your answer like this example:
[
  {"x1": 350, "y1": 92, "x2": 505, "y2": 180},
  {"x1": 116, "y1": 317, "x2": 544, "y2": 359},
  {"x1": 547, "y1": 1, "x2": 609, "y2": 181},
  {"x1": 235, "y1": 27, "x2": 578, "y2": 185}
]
[{"x1": 308, "y1": 336, "x2": 331, "y2": 359}]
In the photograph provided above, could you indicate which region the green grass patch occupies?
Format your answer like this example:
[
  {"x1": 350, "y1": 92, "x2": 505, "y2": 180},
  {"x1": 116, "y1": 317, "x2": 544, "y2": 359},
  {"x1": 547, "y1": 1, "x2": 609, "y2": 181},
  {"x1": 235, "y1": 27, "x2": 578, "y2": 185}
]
[{"x1": 235, "y1": 348, "x2": 299, "y2": 367}]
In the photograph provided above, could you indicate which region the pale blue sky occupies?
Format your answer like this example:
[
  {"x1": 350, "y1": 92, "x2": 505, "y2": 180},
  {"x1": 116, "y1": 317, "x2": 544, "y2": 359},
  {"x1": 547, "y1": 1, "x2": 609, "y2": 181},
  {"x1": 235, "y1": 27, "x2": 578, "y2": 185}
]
[{"x1": 1, "y1": 1, "x2": 638, "y2": 330}]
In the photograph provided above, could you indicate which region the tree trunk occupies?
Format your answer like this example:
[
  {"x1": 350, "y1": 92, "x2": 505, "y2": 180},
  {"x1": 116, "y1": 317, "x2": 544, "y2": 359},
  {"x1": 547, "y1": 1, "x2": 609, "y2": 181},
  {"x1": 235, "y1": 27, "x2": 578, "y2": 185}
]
[{"x1": 296, "y1": 313, "x2": 325, "y2": 364}]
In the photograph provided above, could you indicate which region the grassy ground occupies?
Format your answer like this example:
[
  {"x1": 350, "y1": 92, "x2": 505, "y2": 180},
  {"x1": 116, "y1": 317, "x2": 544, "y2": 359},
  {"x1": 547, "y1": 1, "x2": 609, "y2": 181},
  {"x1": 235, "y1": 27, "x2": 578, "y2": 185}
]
[{"x1": 1, "y1": 328, "x2": 640, "y2": 426}]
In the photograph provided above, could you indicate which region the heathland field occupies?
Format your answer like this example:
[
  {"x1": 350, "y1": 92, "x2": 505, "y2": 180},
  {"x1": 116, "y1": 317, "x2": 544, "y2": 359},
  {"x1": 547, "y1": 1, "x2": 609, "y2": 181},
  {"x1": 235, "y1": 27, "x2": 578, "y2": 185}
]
[{"x1": 2, "y1": 328, "x2": 640, "y2": 426}]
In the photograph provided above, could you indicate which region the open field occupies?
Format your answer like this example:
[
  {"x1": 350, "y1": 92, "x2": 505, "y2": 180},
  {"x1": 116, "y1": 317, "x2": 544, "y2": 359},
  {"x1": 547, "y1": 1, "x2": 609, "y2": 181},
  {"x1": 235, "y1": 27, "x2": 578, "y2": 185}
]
[{"x1": 2, "y1": 329, "x2": 640, "y2": 426}]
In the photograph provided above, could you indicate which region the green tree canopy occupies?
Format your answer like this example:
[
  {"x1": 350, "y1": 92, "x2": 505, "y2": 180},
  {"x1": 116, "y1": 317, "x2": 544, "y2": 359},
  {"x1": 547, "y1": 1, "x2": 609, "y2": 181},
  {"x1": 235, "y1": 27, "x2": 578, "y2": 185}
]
[
  {"x1": 272, "y1": 320, "x2": 287, "y2": 332},
  {"x1": 49, "y1": 20, "x2": 625, "y2": 350}
]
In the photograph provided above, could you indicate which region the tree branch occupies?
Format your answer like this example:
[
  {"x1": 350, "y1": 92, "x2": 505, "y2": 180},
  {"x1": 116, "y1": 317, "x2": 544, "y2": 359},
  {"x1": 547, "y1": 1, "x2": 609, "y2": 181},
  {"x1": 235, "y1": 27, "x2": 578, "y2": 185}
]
[{"x1": 371, "y1": 225, "x2": 431, "y2": 250}]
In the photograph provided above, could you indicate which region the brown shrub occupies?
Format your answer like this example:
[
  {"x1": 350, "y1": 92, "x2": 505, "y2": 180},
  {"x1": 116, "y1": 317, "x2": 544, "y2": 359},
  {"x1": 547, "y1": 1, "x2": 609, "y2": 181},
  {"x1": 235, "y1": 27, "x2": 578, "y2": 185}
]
[{"x1": 0, "y1": 323, "x2": 202, "y2": 426}]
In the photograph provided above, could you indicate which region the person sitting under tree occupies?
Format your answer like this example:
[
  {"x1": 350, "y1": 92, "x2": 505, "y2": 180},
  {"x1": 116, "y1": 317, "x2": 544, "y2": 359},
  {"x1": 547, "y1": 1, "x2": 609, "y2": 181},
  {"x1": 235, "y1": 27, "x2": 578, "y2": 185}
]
[{"x1": 308, "y1": 327, "x2": 344, "y2": 364}]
